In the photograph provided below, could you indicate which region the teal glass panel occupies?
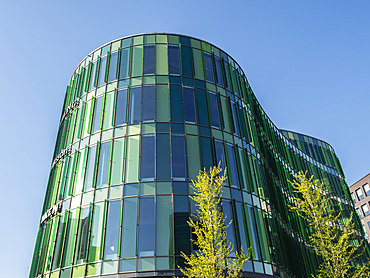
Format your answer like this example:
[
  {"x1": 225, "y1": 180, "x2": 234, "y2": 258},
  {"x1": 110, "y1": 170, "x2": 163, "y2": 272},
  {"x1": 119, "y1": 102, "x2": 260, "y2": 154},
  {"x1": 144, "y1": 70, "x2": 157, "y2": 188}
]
[
  {"x1": 104, "y1": 200, "x2": 121, "y2": 260},
  {"x1": 200, "y1": 137, "x2": 213, "y2": 170},
  {"x1": 196, "y1": 89, "x2": 209, "y2": 126},
  {"x1": 138, "y1": 197, "x2": 155, "y2": 256},
  {"x1": 186, "y1": 135, "x2": 200, "y2": 180},
  {"x1": 209, "y1": 92, "x2": 220, "y2": 128},
  {"x1": 88, "y1": 202, "x2": 105, "y2": 262},
  {"x1": 181, "y1": 46, "x2": 193, "y2": 77},
  {"x1": 119, "y1": 48, "x2": 131, "y2": 79},
  {"x1": 125, "y1": 136, "x2": 140, "y2": 183},
  {"x1": 235, "y1": 202, "x2": 249, "y2": 253},
  {"x1": 74, "y1": 205, "x2": 91, "y2": 264},
  {"x1": 171, "y1": 135, "x2": 186, "y2": 180},
  {"x1": 226, "y1": 144, "x2": 239, "y2": 188},
  {"x1": 170, "y1": 85, "x2": 183, "y2": 123},
  {"x1": 108, "y1": 51, "x2": 119, "y2": 82},
  {"x1": 119, "y1": 259, "x2": 136, "y2": 272},
  {"x1": 156, "y1": 85, "x2": 169, "y2": 122},
  {"x1": 96, "y1": 141, "x2": 111, "y2": 188},
  {"x1": 214, "y1": 139, "x2": 225, "y2": 170},
  {"x1": 111, "y1": 137, "x2": 125, "y2": 185},
  {"x1": 174, "y1": 195, "x2": 191, "y2": 255},
  {"x1": 128, "y1": 86, "x2": 141, "y2": 124},
  {"x1": 121, "y1": 197, "x2": 138, "y2": 258},
  {"x1": 192, "y1": 48, "x2": 204, "y2": 80},
  {"x1": 84, "y1": 145, "x2": 97, "y2": 192},
  {"x1": 131, "y1": 45, "x2": 143, "y2": 77},
  {"x1": 156, "y1": 134, "x2": 170, "y2": 181},
  {"x1": 156, "y1": 195, "x2": 174, "y2": 256},
  {"x1": 244, "y1": 204, "x2": 262, "y2": 260},
  {"x1": 183, "y1": 87, "x2": 196, "y2": 123}
]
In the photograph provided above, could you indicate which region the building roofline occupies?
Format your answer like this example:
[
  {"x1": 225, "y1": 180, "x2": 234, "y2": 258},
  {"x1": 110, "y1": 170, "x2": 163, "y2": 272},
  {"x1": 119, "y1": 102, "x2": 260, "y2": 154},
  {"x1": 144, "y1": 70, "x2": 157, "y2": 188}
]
[{"x1": 349, "y1": 173, "x2": 370, "y2": 188}]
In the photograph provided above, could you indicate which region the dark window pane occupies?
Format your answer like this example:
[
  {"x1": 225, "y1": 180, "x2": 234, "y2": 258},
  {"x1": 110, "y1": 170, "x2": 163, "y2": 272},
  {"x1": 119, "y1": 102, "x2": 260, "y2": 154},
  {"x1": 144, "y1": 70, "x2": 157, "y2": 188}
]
[
  {"x1": 204, "y1": 52, "x2": 214, "y2": 83},
  {"x1": 222, "y1": 200, "x2": 236, "y2": 256},
  {"x1": 230, "y1": 101, "x2": 240, "y2": 136},
  {"x1": 138, "y1": 197, "x2": 155, "y2": 256},
  {"x1": 119, "y1": 48, "x2": 131, "y2": 80},
  {"x1": 142, "y1": 85, "x2": 155, "y2": 122},
  {"x1": 108, "y1": 52, "x2": 119, "y2": 82},
  {"x1": 209, "y1": 92, "x2": 220, "y2": 128},
  {"x1": 141, "y1": 135, "x2": 155, "y2": 181},
  {"x1": 128, "y1": 86, "x2": 141, "y2": 124},
  {"x1": 98, "y1": 56, "x2": 107, "y2": 87},
  {"x1": 196, "y1": 89, "x2": 209, "y2": 126},
  {"x1": 104, "y1": 200, "x2": 121, "y2": 260},
  {"x1": 200, "y1": 137, "x2": 213, "y2": 170},
  {"x1": 227, "y1": 144, "x2": 239, "y2": 188},
  {"x1": 115, "y1": 89, "x2": 128, "y2": 126},
  {"x1": 156, "y1": 134, "x2": 170, "y2": 181},
  {"x1": 74, "y1": 206, "x2": 91, "y2": 264},
  {"x1": 121, "y1": 197, "x2": 138, "y2": 258},
  {"x1": 143, "y1": 45, "x2": 155, "y2": 75},
  {"x1": 170, "y1": 85, "x2": 183, "y2": 123},
  {"x1": 168, "y1": 45, "x2": 180, "y2": 75},
  {"x1": 214, "y1": 56, "x2": 223, "y2": 87},
  {"x1": 84, "y1": 145, "x2": 97, "y2": 191},
  {"x1": 174, "y1": 196, "x2": 190, "y2": 255},
  {"x1": 223, "y1": 60, "x2": 231, "y2": 91},
  {"x1": 181, "y1": 46, "x2": 193, "y2": 77},
  {"x1": 214, "y1": 139, "x2": 225, "y2": 170},
  {"x1": 171, "y1": 135, "x2": 186, "y2": 180},
  {"x1": 96, "y1": 142, "x2": 110, "y2": 188},
  {"x1": 183, "y1": 87, "x2": 196, "y2": 123},
  {"x1": 92, "y1": 96, "x2": 102, "y2": 133}
]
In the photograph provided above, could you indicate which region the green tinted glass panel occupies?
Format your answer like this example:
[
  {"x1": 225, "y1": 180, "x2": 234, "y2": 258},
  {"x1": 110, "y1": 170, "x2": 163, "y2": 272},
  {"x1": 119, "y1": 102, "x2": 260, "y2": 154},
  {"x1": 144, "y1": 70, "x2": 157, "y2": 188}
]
[
  {"x1": 192, "y1": 48, "x2": 204, "y2": 80},
  {"x1": 121, "y1": 197, "x2": 138, "y2": 258},
  {"x1": 156, "y1": 44, "x2": 168, "y2": 75},
  {"x1": 102, "y1": 92, "x2": 114, "y2": 130},
  {"x1": 131, "y1": 46, "x2": 143, "y2": 77},
  {"x1": 125, "y1": 136, "x2": 140, "y2": 183},
  {"x1": 186, "y1": 135, "x2": 200, "y2": 180},
  {"x1": 111, "y1": 137, "x2": 125, "y2": 185},
  {"x1": 156, "y1": 85, "x2": 170, "y2": 122},
  {"x1": 44, "y1": 217, "x2": 59, "y2": 272},
  {"x1": 156, "y1": 196, "x2": 173, "y2": 256},
  {"x1": 62, "y1": 209, "x2": 79, "y2": 267},
  {"x1": 51, "y1": 213, "x2": 68, "y2": 270},
  {"x1": 88, "y1": 202, "x2": 105, "y2": 262}
]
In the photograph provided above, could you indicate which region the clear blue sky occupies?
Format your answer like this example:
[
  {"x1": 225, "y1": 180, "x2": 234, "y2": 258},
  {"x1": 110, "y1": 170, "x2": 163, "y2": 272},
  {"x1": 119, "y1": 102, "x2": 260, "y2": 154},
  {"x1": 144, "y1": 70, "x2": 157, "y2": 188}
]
[{"x1": 1, "y1": 1, "x2": 369, "y2": 277}]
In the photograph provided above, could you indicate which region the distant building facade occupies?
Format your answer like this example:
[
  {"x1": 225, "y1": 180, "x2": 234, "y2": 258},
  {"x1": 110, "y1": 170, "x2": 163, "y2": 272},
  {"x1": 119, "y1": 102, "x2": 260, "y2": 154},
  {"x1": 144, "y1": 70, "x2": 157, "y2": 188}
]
[{"x1": 350, "y1": 173, "x2": 370, "y2": 242}]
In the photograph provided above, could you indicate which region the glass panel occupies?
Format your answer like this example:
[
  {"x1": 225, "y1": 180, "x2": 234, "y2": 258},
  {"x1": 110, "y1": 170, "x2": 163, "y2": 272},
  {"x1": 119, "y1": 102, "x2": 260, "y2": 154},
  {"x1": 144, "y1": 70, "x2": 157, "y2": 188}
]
[
  {"x1": 121, "y1": 197, "x2": 138, "y2": 258},
  {"x1": 96, "y1": 142, "x2": 110, "y2": 188},
  {"x1": 174, "y1": 195, "x2": 190, "y2": 255},
  {"x1": 156, "y1": 134, "x2": 170, "y2": 181},
  {"x1": 156, "y1": 196, "x2": 173, "y2": 256},
  {"x1": 171, "y1": 135, "x2": 186, "y2": 180},
  {"x1": 230, "y1": 101, "x2": 240, "y2": 136},
  {"x1": 196, "y1": 89, "x2": 209, "y2": 126},
  {"x1": 102, "y1": 92, "x2": 114, "y2": 130},
  {"x1": 108, "y1": 52, "x2": 118, "y2": 82},
  {"x1": 119, "y1": 48, "x2": 131, "y2": 80},
  {"x1": 44, "y1": 217, "x2": 59, "y2": 272},
  {"x1": 235, "y1": 202, "x2": 249, "y2": 253},
  {"x1": 214, "y1": 56, "x2": 223, "y2": 87},
  {"x1": 200, "y1": 137, "x2": 213, "y2": 170},
  {"x1": 222, "y1": 200, "x2": 236, "y2": 256},
  {"x1": 128, "y1": 86, "x2": 141, "y2": 124},
  {"x1": 98, "y1": 56, "x2": 107, "y2": 87},
  {"x1": 52, "y1": 213, "x2": 68, "y2": 270},
  {"x1": 138, "y1": 197, "x2": 155, "y2": 256},
  {"x1": 183, "y1": 87, "x2": 196, "y2": 123},
  {"x1": 209, "y1": 92, "x2": 220, "y2": 128},
  {"x1": 84, "y1": 145, "x2": 97, "y2": 192},
  {"x1": 143, "y1": 44, "x2": 155, "y2": 75},
  {"x1": 192, "y1": 48, "x2": 204, "y2": 80},
  {"x1": 88, "y1": 202, "x2": 105, "y2": 262},
  {"x1": 186, "y1": 135, "x2": 200, "y2": 180},
  {"x1": 156, "y1": 44, "x2": 168, "y2": 75},
  {"x1": 89, "y1": 60, "x2": 98, "y2": 91},
  {"x1": 115, "y1": 89, "x2": 128, "y2": 127},
  {"x1": 111, "y1": 138, "x2": 125, "y2": 185},
  {"x1": 214, "y1": 139, "x2": 225, "y2": 170},
  {"x1": 226, "y1": 144, "x2": 239, "y2": 188},
  {"x1": 92, "y1": 96, "x2": 102, "y2": 133},
  {"x1": 356, "y1": 188, "x2": 364, "y2": 200},
  {"x1": 131, "y1": 45, "x2": 143, "y2": 77},
  {"x1": 141, "y1": 135, "x2": 155, "y2": 181},
  {"x1": 204, "y1": 52, "x2": 214, "y2": 83},
  {"x1": 74, "y1": 205, "x2": 91, "y2": 264},
  {"x1": 364, "y1": 183, "x2": 370, "y2": 196},
  {"x1": 142, "y1": 85, "x2": 155, "y2": 122},
  {"x1": 104, "y1": 200, "x2": 121, "y2": 260},
  {"x1": 170, "y1": 85, "x2": 183, "y2": 123},
  {"x1": 181, "y1": 46, "x2": 193, "y2": 77},
  {"x1": 156, "y1": 85, "x2": 169, "y2": 122},
  {"x1": 168, "y1": 45, "x2": 180, "y2": 75},
  {"x1": 125, "y1": 136, "x2": 140, "y2": 183},
  {"x1": 362, "y1": 204, "x2": 370, "y2": 216},
  {"x1": 62, "y1": 209, "x2": 78, "y2": 267}
]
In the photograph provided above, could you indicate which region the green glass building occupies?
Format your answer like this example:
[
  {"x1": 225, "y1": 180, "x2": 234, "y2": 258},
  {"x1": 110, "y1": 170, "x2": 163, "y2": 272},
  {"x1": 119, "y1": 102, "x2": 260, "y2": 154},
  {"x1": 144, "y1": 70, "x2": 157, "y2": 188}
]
[{"x1": 30, "y1": 33, "x2": 369, "y2": 278}]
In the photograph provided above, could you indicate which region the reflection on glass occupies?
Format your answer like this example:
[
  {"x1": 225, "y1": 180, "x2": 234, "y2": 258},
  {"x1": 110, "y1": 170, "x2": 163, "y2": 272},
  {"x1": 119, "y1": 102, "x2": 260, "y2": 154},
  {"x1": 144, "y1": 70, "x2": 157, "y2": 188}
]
[
  {"x1": 138, "y1": 197, "x2": 155, "y2": 256},
  {"x1": 204, "y1": 52, "x2": 214, "y2": 83},
  {"x1": 121, "y1": 197, "x2": 138, "y2": 258},
  {"x1": 104, "y1": 200, "x2": 121, "y2": 260},
  {"x1": 97, "y1": 56, "x2": 107, "y2": 87},
  {"x1": 171, "y1": 135, "x2": 186, "y2": 180},
  {"x1": 156, "y1": 196, "x2": 173, "y2": 256},
  {"x1": 183, "y1": 87, "x2": 196, "y2": 123},
  {"x1": 119, "y1": 48, "x2": 131, "y2": 80},
  {"x1": 214, "y1": 56, "x2": 223, "y2": 87},
  {"x1": 89, "y1": 60, "x2": 98, "y2": 91},
  {"x1": 170, "y1": 85, "x2": 183, "y2": 123},
  {"x1": 156, "y1": 134, "x2": 170, "y2": 181},
  {"x1": 227, "y1": 144, "x2": 239, "y2": 188},
  {"x1": 115, "y1": 89, "x2": 128, "y2": 126},
  {"x1": 92, "y1": 96, "x2": 102, "y2": 133},
  {"x1": 222, "y1": 200, "x2": 236, "y2": 257},
  {"x1": 209, "y1": 92, "x2": 220, "y2": 128},
  {"x1": 84, "y1": 145, "x2": 97, "y2": 191},
  {"x1": 142, "y1": 85, "x2": 155, "y2": 122},
  {"x1": 128, "y1": 86, "x2": 141, "y2": 124},
  {"x1": 96, "y1": 142, "x2": 110, "y2": 188},
  {"x1": 141, "y1": 135, "x2": 155, "y2": 181},
  {"x1": 108, "y1": 52, "x2": 118, "y2": 82},
  {"x1": 88, "y1": 203, "x2": 105, "y2": 262},
  {"x1": 74, "y1": 205, "x2": 91, "y2": 264}
]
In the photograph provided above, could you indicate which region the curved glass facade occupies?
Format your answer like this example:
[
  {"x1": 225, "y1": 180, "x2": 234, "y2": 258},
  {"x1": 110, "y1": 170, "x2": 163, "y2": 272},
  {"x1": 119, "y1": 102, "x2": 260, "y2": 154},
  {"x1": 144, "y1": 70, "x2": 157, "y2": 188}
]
[{"x1": 30, "y1": 33, "x2": 369, "y2": 278}]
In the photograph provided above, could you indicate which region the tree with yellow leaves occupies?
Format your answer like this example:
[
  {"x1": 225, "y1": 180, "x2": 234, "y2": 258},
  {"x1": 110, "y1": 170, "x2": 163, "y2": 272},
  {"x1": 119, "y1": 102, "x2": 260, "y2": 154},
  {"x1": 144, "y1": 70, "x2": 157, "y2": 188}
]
[{"x1": 178, "y1": 165, "x2": 248, "y2": 278}]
